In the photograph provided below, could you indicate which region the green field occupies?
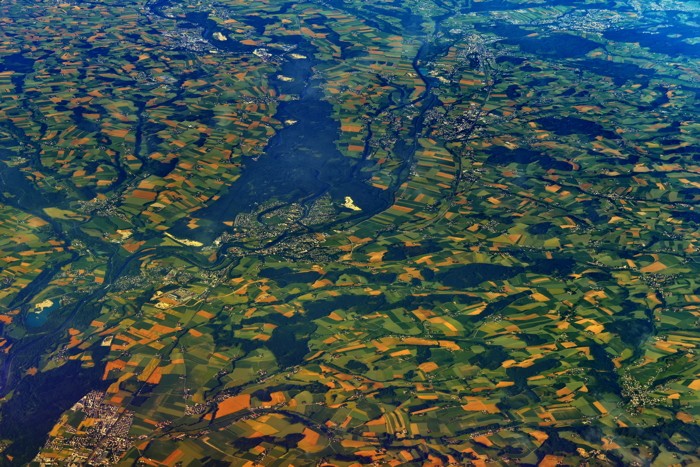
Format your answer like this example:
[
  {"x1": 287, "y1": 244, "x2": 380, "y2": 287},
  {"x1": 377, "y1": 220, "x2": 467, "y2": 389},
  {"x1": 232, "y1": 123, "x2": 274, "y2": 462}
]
[{"x1": 0, "y1": 0, "x2": 698, "y2": 465}]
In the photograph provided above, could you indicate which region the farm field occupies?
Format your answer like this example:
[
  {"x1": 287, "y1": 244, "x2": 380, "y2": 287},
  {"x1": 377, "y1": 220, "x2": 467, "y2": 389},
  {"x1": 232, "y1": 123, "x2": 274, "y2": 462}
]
[{"x1": 0, "y1": 0, "x2": 698, "y2": 465}]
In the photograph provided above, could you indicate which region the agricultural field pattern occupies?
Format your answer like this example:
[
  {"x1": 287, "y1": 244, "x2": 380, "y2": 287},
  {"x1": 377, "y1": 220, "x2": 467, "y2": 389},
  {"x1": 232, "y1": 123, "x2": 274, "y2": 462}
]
[{"x1": 0, "y1": 0, "x2": 698, "y2": 465}]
